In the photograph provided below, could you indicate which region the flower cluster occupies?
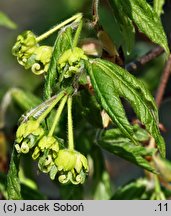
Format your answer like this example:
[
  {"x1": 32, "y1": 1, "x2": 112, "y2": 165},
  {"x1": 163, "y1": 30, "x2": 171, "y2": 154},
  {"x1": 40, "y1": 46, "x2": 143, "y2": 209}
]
[
  {"x1": 12, "y1": 30, "x2": 52, "y2": 75},
  {"x1": 58, "y1": 47, "x2": 88, "y2": 80},
  {"x1": 15, "y1": 117, "x2": 88, "y2": 184}
]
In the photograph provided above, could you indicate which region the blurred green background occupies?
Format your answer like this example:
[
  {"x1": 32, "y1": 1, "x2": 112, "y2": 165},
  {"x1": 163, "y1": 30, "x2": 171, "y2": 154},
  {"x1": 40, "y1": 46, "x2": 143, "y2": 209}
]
[{"x1": 0, "y1": 0, "x2": 171, "y2": 199}]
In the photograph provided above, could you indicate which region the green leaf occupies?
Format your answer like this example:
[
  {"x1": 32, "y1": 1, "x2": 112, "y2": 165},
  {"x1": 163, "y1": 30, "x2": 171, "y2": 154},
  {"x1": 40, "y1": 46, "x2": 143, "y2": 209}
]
[
  {"x1": 99, "y1": 128, "x2": 157, "y2": 173},
  {"x1": 86, "y1": 59, "x2": 165, "y2": 157},
  {"x1": 111, "y1": 178, "x2": 149, "y2": 200},
  {"x1": 0, "y1": 172, "x2": 46, "y2": 200},
  {"x1": 44, "y1": 27, "x2": 73, "y2": 99},
  {"x1": 109, "y1": 0, "x2": 169, "y2": 55},
  {"x1": 11, "y1": 88, "x2": 41, "y2": 110},
  {"x1": 154, "y1": 0, "x2": 165, "y2": 16},
  {"x1": 7, "y1": 148, "x2": 22, "y2": 200},
  {"x1": 107, "y1": 1, "x2": 135, "y2": 55},
  {"x1": 0, "y1": 11, "x2": 17, "y2": 29},
  {"x1": 0, "y1": 88, "x2": 42, "y2": 129}
]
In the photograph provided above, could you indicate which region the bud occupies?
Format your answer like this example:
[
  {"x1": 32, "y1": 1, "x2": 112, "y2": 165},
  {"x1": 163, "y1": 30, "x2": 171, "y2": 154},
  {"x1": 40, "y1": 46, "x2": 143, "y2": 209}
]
[{"x1": 79, "y1": 38, "x2": 103, "y2": 57}]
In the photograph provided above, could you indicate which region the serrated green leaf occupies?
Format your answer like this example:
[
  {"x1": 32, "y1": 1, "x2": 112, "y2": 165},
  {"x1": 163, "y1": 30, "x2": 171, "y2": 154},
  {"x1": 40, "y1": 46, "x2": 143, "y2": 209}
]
[
  {"x1": 109, "y1": 0, "x2": 169, "y2": 55},
  {"x1": 104, "y1": 124, "x2": 149, "y2": 143},
  {"x1": 86, "y1": 59, "x2": 165, "y2": 157},
  {"x1": 111, "y1": 178, "x2": 149, "y2": 200},
  {"x1": 44, "y1": 27, "x2": 73, "y2": 98},
  {"x1": 0, "y1": 172, "x2": 46, "y2": 200},
  {"x1": 99, "y1": 128, "x2": 157, "y2": 173},
  {"x1": 7, "y1": 148, "x2": 22, "y2": 200},
  {"x1": 0, "y1": 11, "x2": 17, "y2": 29},
  {"x1": 154, "y1": 0, "x2": 165, "y2": 16}
]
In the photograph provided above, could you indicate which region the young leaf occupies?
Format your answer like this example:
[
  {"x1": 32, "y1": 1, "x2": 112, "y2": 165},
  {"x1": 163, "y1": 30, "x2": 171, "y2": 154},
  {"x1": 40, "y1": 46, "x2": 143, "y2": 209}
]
[
  {"x1": 0, "y1": 11, "x2": 17, "y2": 29},
  {"x1": 109, "y1": 0, "x2": 169, "y2": 55},
  {"x1": 98, "y1": 128, "x2": 157, "y2": 173},
  {"x1": 44, "y1": 27, "x2": 73, "y2": 99},
  {"x1": 86, "y1": 59, "x2": 165, "y2": 157},
  {"x1": 154, "y1": 0, "x2": 165, "y2": 17},
  {"x1": 7, "y1": 148, "x2": 22, "y2": 200}
]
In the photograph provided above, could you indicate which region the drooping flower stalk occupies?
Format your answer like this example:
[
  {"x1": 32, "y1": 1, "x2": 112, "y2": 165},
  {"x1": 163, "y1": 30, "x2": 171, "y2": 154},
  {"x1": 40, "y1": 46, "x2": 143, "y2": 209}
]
[{"x1": 67, "y1": 96, "x2": 74, "y2": 150}]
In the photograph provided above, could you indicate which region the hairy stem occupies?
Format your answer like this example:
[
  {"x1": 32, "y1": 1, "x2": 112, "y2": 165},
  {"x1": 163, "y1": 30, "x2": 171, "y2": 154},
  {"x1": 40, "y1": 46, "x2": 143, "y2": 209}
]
[
  {"x1": 67, "y1": 96, "x2": 74, "y2": 150},
  {"x1": 36, "y1": 13, "x2": 82, "y2": 42},
  {"x1": 48, "y1": 94, "x2": 68, "y2": 136},
  {"x1": 92, "y1": 0, "x2": 99, "y2": 26}
]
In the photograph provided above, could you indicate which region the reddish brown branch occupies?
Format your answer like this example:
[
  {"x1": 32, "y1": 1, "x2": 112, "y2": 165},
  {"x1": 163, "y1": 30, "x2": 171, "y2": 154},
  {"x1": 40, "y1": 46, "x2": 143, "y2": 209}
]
[
  {"x1": 155, "y1": 54, "x2": 171, "y2": 107},
  {"x1": 125, "y1": 46, "x2": 164, "y2": 72}
]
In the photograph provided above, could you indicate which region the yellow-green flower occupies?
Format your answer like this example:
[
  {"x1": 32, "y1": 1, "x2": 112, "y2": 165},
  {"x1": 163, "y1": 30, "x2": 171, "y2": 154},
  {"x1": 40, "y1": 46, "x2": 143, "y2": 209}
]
[
  {"x1": 57, "y1": 47, "x2": 87, "y2": 79},
  {"x1": 15, "y1": 119, "x2": 44, "y2": 154},
  {"x1": 55, "y1": 149, "x2": 88, "y2": 184},
  {"x1": 12, "y1": 30, "x2": 38, "y2": 66}
]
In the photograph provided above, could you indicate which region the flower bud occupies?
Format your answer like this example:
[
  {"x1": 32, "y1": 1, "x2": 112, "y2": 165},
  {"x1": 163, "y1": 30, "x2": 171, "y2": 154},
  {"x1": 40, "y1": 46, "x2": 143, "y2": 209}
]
[{"x1": 79, "y1": 38, "x2": 103, "y2": 57}]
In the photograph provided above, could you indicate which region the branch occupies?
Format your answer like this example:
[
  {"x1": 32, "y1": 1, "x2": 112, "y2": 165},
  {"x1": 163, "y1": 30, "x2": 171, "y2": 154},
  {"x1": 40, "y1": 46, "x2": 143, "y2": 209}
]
[
  {"x1": 155, "y1": 54, "x2": 171, "y2": 108},
  {"x1": 92, "y1": 0, "x2": 99, "y2": 26},
  {"x1": 125, "y1": 46, "x2": 164, "y2": 72}
]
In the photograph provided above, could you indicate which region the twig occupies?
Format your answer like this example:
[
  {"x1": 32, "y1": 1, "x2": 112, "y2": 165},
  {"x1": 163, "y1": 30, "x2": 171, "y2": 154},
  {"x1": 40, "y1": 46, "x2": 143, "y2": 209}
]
[
  {"x1": 155, "y1": 54, "x2": 171, "y2": 108},
  {"x1": 92, "y1": 0, "x2": 99, "y2": 26},
  {"x1": 125, "y1": 46, "x2": 164, "y2": 72}
]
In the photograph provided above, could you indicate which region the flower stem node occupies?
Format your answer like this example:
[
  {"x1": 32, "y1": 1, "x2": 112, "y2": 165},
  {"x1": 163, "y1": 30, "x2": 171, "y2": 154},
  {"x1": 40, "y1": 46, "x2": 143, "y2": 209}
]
[{"x1": 55, "y1": 149, "x2": 89, "y2": 184}]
